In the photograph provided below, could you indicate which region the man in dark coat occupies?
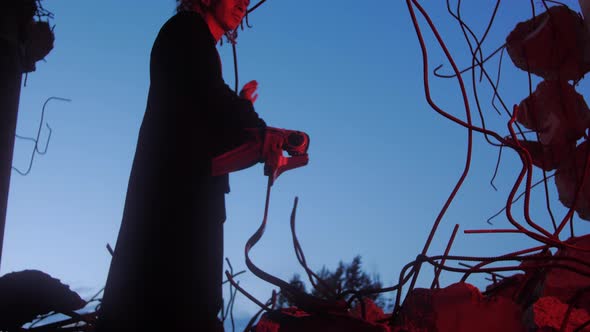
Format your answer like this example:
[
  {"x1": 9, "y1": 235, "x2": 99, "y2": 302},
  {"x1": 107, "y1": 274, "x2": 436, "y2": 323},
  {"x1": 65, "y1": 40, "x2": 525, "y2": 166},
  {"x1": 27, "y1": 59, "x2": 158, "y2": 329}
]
[{"x1": 96, "y1": 0, "x2": 263, "y2": 330}]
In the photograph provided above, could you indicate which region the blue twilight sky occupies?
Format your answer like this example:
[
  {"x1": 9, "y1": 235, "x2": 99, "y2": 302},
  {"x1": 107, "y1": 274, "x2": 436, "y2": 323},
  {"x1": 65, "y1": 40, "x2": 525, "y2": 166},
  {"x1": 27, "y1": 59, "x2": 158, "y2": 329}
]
[{"x1": 4, "y1": 0, "x2": 590, "y2": 320}]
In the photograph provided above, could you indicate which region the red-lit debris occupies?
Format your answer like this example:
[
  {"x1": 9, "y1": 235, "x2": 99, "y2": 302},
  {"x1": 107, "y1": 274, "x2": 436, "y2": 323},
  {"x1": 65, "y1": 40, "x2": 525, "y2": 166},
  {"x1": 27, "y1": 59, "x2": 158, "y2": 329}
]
[
  {"x1": 517, "y1": 139, "x2": 575, "y2": 171},
  {"x1": 253, "y1": 306, "x2": 390, "y2": 332},
  {"x1": 484, "y1": 273, "x2": 526, "y2": 299},
  {"x1": 350, "y1": 298, "x2": 390, "y2": 324},
  {"x1": 555, "y1": 142, "x2": 590, "y2": 221},
  {"x1": 523, "y1": 296, "x2": 590, "y2": 331},
  {"x1": 506, "y1": 5, "x2": 590, "y2": 81},
  {"x1": 392, "y1": 287, "x2": 436, "y2": 332},
  {"x1": 0, "y1": 270, "x2": 86, "y2": 331},
  {"x1": 543, "y1": 235, "x2": 590, "y2": 310},
  {"x1": 517, "y1": 80, "x2": 590, "y2": 146},
  {"x1": 394, "y1": 282, "x2": 525, "y2": 332}
]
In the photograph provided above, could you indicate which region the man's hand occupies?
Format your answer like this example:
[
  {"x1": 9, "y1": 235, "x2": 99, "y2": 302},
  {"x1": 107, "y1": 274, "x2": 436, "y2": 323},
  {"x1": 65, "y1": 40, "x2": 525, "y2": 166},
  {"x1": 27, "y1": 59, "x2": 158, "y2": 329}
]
[{"x1": 239, "y1": 80, "x2": 258, "y2": 104}]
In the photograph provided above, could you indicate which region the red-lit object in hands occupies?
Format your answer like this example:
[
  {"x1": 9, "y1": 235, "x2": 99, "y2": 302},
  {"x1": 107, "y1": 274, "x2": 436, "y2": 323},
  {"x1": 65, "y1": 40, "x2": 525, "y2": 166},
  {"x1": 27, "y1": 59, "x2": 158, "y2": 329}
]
[{"x1": 212, "y1": 127, "x2": 310, "y2": 185}]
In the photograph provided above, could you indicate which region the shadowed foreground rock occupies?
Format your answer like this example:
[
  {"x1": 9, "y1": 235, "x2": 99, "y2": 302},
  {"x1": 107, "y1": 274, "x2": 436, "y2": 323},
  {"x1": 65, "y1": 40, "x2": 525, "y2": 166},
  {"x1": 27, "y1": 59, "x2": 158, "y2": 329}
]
[{"x1": 0, "y1": 269, "x2": 85, "y2": 331}]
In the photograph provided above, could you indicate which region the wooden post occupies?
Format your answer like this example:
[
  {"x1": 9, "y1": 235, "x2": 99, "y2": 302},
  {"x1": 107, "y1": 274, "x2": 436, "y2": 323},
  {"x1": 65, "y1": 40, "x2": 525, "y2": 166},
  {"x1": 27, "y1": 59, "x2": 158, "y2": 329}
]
[{"x1": 0, "y1": 4, "x2": 22, "y2": 270}]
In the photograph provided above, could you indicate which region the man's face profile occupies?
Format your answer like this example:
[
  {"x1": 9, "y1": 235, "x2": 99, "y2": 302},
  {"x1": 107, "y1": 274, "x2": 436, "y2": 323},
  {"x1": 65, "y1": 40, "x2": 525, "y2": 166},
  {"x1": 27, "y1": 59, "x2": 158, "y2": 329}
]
[{"x1": 210, "y1": 0, "x2": 250, "y2": 32}]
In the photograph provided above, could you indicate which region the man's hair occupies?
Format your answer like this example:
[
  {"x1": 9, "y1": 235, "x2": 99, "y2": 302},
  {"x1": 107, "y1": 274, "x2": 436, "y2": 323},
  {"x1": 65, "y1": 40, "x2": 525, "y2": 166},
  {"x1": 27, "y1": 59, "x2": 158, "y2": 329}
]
[
  {"x1": 176, "y1": 0, "x2": 215, "y2": 13},
  {"x1": 176, "y1": 0, "x2": 194, "y2": 12}
]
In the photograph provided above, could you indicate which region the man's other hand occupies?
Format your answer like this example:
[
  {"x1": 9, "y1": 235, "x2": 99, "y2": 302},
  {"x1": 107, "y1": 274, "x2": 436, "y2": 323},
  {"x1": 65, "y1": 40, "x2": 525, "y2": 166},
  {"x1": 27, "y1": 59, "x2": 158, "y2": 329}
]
[{"x1": 239, "y1": 80, "x2": 258, "y2": 104}]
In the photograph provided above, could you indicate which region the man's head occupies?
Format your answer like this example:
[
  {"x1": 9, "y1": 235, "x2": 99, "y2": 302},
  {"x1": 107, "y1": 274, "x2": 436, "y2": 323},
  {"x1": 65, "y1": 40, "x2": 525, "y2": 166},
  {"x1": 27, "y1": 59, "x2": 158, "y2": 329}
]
[{"x1": 176, "y1": 0, "x2": 249, "y2": 32}]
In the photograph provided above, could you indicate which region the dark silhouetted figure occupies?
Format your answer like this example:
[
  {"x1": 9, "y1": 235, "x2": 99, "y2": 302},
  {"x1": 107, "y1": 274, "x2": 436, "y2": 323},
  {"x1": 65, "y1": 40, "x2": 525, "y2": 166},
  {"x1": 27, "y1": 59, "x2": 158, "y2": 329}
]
[{"x1": 96, "y1": 0, "x2": 263, "y2": 331}]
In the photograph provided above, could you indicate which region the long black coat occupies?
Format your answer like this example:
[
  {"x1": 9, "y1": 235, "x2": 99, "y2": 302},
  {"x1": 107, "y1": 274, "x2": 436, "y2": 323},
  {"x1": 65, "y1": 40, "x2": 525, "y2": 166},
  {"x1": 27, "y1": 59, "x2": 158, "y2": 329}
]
[{"x1": 96, "y1": 11, "x2": 265, "y2": 331}]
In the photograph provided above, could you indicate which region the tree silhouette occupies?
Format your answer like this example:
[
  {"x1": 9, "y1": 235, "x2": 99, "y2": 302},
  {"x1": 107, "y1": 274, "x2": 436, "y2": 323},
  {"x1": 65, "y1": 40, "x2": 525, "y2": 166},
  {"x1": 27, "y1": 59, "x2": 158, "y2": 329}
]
[{"x1": 277, "y1": 255, "x2": 385, "y2": 309}]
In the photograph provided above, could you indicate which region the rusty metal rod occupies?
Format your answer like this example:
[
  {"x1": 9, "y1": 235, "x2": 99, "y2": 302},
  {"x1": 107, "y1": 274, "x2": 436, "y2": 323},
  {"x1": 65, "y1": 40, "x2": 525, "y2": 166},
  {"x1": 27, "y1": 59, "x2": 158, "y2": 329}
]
[{"x1": 431, "y1": 224, "x2": 459, "y2": 289}]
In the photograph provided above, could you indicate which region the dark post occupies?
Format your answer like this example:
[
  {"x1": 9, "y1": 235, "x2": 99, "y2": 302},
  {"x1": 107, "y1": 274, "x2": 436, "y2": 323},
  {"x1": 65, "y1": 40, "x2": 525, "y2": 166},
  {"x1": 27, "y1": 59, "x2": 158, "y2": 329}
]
[{"x1": 0, "y1": 4, "x2": 22, "y2": 269}]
